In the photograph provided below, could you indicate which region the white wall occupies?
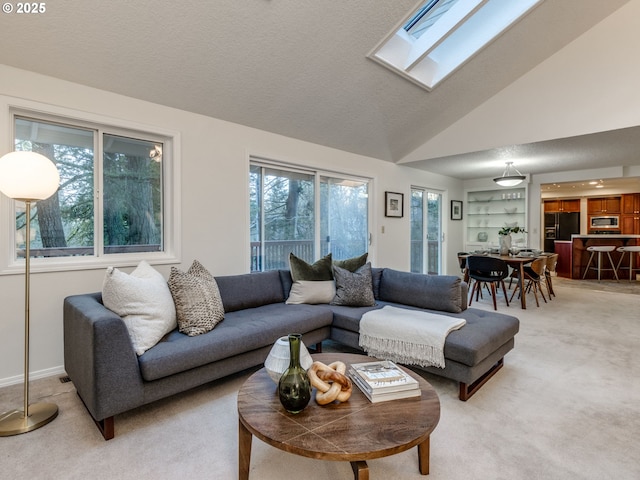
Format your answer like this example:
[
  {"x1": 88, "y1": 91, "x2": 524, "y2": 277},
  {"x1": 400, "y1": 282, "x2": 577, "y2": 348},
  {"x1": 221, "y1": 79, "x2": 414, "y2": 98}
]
[
  {"x1": 0, "y1": 65, "x2": 464, "y2": 385},
  {"x1": 402, "y1": 0, "x2": 640, "y2": 162}
]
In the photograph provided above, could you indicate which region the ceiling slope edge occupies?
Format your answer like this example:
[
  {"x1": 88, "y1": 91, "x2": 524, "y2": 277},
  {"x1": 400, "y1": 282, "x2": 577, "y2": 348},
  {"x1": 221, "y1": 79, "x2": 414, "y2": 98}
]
[{"x1": 397, "y1": 0, "x2": 640, "y2": 166}]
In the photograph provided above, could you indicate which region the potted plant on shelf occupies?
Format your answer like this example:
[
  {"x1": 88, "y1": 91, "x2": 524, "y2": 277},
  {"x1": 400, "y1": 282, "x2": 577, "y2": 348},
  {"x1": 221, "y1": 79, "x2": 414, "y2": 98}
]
[{"x1": 498, "y1": 226, "x2": 527, "y2": 255}]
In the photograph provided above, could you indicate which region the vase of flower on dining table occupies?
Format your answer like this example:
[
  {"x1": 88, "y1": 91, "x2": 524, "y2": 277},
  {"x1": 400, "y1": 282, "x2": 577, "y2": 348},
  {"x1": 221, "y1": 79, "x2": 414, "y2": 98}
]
[
  {"x1": 498, "y1": 226, "x2": 527, "y2": 256},
  {"x1": 498, "y1": 234, "x2": 512, "y2": 255}
]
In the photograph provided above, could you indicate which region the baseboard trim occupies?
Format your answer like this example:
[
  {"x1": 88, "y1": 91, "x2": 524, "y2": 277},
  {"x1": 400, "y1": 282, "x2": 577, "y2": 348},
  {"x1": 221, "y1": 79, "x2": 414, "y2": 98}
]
[{"x1": 0, "y1": 365, "x2": 66, "y2": 388}]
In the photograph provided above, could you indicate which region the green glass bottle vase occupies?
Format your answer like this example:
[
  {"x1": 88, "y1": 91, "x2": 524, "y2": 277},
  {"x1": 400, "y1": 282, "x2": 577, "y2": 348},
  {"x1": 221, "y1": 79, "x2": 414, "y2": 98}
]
[{"x1": 278, "y1": 333, "x2": 311, "y2": 414}]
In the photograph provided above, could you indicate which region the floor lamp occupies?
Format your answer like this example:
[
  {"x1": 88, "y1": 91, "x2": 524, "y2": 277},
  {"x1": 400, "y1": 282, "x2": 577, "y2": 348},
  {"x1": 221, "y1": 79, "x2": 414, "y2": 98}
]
[{"x1": 0, "y1": 151, "x2": 60, "y2": 436}]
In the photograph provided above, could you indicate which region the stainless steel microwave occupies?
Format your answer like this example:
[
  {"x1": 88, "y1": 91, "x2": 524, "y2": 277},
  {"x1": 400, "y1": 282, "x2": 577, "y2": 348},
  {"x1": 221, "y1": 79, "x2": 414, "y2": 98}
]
[{"x1": 590, "y1": 215, "x2": 619, "y2": 229}]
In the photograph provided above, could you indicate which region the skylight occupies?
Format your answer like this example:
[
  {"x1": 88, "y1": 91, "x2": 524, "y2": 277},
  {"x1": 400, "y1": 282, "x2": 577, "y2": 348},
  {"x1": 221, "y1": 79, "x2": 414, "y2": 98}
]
[
  {"x1": 404, "y1": 0, "x2": 461, "y2": 40},
  {"x1": 368, "y1": 0, "x2": 542, "y2": 90}
]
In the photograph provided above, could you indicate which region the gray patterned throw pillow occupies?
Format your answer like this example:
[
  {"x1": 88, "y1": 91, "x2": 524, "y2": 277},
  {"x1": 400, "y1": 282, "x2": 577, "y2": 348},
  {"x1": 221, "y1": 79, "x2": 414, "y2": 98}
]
[
  {"x1": 167, "y1": 260, "x2": 225, "y2": 336},
  {"x1": 331, "y1": 262, "x2": 375, "y2": 307}
]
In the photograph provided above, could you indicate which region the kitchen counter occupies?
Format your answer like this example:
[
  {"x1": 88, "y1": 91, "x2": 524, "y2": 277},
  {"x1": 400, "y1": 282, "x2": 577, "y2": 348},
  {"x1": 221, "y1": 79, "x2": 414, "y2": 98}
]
[
  {"x1": 572, "y1": 234, "x2": 640, "y2": 239},
  {"x1": 571, "y1": 235, "x2": 640, "y2": 279},
  {"x1": 553, "y1": 241, "x2": 572, "y2": 278}
]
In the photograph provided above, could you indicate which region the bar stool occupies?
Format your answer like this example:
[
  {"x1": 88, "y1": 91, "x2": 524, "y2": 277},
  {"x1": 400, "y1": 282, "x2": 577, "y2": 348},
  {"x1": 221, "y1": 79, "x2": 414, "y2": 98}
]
[
  {"x1": 582, "y1": 246, "x2": 619, "y2": 282},
  {"x1": 616, "y1": 246, "x2": 640, "y2": 281}
]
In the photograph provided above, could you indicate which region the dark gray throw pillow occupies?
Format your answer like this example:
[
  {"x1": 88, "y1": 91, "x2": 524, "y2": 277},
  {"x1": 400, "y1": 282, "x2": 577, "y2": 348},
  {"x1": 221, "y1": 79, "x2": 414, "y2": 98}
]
[
  {"x1": 331, "y1": 263, "x2": 375, "y2": 307},
  {"x1": 333, "y1": 252, "x2": 368, "y2": 272},
  {"x1": 289, "y1": 253, "x2": 333, "y2": 282},
  {"x1": 379, "y1": 269, "x2": 463, "y2": 313}
]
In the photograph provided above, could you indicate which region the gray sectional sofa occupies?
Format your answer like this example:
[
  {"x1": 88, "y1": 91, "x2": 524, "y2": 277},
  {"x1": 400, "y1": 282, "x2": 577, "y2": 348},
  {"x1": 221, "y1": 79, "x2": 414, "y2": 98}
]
[{"x1": 63, "y1": 268, "x2": 519, "y2": 440}]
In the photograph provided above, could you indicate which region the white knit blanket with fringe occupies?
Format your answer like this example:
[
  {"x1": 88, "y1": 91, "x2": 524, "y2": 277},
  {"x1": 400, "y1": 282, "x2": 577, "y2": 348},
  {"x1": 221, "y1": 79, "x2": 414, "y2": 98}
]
[{"x1": 359, "y1": 306, "x2": 466, "y2": 369}]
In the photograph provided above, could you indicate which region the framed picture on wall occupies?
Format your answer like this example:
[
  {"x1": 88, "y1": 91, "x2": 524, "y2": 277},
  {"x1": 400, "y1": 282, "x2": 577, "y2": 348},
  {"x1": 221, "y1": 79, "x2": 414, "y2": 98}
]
[
  {"x1": 451, "y1": 200, "x2": 463, "y2": 220},
  {"x1": 385, "y1": 191, "x2": 404, "y2": 217}
]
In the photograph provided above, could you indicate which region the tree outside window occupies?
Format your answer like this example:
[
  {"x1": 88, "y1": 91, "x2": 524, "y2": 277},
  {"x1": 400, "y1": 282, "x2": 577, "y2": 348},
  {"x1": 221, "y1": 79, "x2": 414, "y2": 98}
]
[
  {"x1": 250, "y1": 162, "x2": 369, "y2": 271},
  {"x1": 12, "y1": 116, "x2": 165, "y2": 260}
]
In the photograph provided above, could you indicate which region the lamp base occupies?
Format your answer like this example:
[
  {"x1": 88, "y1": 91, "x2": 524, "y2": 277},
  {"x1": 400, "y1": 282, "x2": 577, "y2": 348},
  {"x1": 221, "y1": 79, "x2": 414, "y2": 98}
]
[{"x1": 0, "y1": 402, "x2": 58, "y2": 436}]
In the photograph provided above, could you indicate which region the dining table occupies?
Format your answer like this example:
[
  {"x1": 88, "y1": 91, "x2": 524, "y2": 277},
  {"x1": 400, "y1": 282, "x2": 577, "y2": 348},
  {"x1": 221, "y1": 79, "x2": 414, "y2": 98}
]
[{"x1": 462, "y1": 254, "x2": 536, "y2": 309}]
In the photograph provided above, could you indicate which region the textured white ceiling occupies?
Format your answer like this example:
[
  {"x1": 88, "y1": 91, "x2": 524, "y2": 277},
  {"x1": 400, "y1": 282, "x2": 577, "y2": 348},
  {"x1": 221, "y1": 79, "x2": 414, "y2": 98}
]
[
  {"x1": 403, "y1": 126, "x2": 640, "y2": 180},
  {"x1": 0, "y1": 0, "x2": 635, "y2": 179}
]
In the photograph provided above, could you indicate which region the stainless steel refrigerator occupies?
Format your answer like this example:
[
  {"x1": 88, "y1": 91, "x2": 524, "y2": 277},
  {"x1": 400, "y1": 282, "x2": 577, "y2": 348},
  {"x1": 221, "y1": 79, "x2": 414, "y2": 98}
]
[{"x1": 544, "y1": 212, "x2": 580, "y2": 252}]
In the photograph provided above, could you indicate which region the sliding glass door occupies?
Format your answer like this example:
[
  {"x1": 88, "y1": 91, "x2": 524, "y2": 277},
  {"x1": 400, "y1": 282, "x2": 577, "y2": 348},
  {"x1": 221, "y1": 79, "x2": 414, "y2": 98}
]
[
  {"x1": 410, "y1": 187, "x2": 442, "y2": 274},
  {"x1": 249, "y1": 165, "x2": 315, "y2": 270},
  {"x1": 320, "y1": 176, "x2": 369, "y2": 260},
  {"x1": 250, "y1": 161, "x2": 370, "y2": 271}
]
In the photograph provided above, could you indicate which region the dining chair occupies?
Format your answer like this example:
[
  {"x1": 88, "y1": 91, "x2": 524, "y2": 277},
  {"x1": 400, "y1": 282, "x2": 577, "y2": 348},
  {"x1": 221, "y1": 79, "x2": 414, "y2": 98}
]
[
  {"x1": 544, "y1": 253, "x2": 559, "y2": 298},
  {"x1": 509, "y1": 257, "x2": 548, "y2": 307},
  {"x1": 507, "y1": 251, "x2": 534, "y2": 289},
  {"x1": 459, "y1": 252, "x2": 491, "y2": 298},
  {"x1": 466, "y1": 256, "x2": 510, "y2": 310},
  {"x1": 458, "y1": 251, "x2": 474, "y2": 291},
  {"x1": 457, "y1": 252, "x2": 469, "y2": 274}
]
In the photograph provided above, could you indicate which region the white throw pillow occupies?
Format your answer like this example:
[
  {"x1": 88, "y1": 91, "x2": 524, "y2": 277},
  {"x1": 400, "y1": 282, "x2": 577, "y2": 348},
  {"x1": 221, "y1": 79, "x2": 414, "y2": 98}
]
[
  {"x1": 286, "y1": 280, "x2": 336, "y2": 305},
  {"x1": 102, "y1": 260, "x2": 177, "y2": 356}
]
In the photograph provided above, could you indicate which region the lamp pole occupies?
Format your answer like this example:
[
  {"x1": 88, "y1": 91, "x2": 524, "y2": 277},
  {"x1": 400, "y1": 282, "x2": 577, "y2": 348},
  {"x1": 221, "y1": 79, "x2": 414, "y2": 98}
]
[
  {"x1": 23, "y1": 199, "x2": 32, "y2": 420},
  {"x1": 0, "y1": 151, "x2": 60, "y2": 436},
  {"x1": 0, "y1": 198, "x2": 59, "y2": 436}
]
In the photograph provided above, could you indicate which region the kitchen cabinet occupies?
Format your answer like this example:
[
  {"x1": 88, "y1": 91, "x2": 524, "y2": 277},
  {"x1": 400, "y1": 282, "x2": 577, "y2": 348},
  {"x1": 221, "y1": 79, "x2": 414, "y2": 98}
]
[
  {"x1": 553, "y1": 241, "x2": 572, "y2": 278},
  {"x1": 621, "y1": 215, "x2": 640, "y2": 235},
  {"x1": 544, "y1": 199, "x2": 580, "y2": 213},
  {"x1": 621, "y1": 194, "x2": 640, "y2": 234},
  {"x1": 621, "y1": 193, "x2": 640, "y2": 214},
  {"x1": 544, "y1": 200, "x2": 559, "y2": 213},
  {"x1": 620, "y1": 215, "x2": 640, "y2": 234},
  {"x1": 466, "y1": 187, "x2": 527, "y2": 248},
  {"x1": 587, "y1": 196, "x2": 621, "y2": 214}
]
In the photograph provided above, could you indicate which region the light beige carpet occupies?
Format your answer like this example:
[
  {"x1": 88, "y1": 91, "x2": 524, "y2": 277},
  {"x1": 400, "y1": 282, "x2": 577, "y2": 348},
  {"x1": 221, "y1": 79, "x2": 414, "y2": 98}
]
[{"x1": 1, "y1": 279, "x2": 639, "y2": 479}]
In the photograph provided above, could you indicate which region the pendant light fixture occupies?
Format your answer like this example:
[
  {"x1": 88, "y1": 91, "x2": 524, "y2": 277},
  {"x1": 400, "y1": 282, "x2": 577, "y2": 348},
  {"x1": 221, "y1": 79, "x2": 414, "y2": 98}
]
[{"x1": 494, "y1": 162, "x2": 526, "y2": 187}]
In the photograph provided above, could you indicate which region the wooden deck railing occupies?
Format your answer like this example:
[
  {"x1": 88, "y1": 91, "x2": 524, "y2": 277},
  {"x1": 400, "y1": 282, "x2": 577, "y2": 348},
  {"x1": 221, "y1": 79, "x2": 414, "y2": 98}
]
[
  {"x1": 250, "y1": 240, "x2": 365, "y2": 272},
  {"x1": 251, "y1": 240, "x2": 314, "y2": 271},
  {"x1": 17, "y1": 244, "x2": 162, "y2": 258},
  {"x1": 410, "y1": 240, "x2": 440, "y2": 275},
  {"x1": 20, "y1": 240, "x2": 439, "y2": 275}
]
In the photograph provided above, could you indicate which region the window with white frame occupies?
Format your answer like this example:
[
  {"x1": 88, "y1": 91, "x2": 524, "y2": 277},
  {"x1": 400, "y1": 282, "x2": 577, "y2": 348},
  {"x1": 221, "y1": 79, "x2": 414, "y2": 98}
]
[
  {"x1": 1, "y1": 107, "x2": 179, "y2": 273},
  {"x1": 249, "y1": 159, "x2": 370, "y2": 272}
]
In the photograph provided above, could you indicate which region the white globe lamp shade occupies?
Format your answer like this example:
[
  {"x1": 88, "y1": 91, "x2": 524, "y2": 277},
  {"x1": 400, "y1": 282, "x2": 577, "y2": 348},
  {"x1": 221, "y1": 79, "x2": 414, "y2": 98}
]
[
  {"x1": 264, "y1": 336, "x2": 314, "y2": 384},
  {"x1": 0, "y1": 151, "x2": 60, "y2": 201}
]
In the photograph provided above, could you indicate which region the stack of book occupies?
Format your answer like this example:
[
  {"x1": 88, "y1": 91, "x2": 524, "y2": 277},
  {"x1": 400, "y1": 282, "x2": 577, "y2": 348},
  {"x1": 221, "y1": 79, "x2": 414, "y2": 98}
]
[{"x1": 348, "y1": 360, "x2": 421, "y2": 403}]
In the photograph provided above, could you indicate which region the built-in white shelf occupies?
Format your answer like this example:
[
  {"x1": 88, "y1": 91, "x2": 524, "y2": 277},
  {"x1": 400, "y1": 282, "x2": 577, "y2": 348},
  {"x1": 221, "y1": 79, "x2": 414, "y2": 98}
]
[{"x1": 465, "y1": 187, "x2": 527, "y2": 248}]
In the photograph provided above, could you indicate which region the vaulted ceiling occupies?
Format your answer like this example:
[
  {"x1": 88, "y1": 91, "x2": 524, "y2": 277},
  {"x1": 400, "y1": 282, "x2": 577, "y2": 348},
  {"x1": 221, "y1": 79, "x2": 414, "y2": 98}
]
[{"x1": 0, "y1": 0, "x2": 636, "y2": 180}]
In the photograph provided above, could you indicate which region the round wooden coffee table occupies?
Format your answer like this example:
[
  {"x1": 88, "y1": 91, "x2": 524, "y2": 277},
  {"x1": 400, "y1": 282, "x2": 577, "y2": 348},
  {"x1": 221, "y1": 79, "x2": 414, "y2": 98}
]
[{"x1": 237, "y1": 353, "x2": 440, "y2": 479}]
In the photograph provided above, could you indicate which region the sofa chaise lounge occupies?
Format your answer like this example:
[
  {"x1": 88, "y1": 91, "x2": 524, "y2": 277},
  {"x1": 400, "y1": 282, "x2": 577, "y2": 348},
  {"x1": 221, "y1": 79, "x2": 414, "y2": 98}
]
[{"x1": 63, "y1": 267, "x2": 519, "y2": 440}]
